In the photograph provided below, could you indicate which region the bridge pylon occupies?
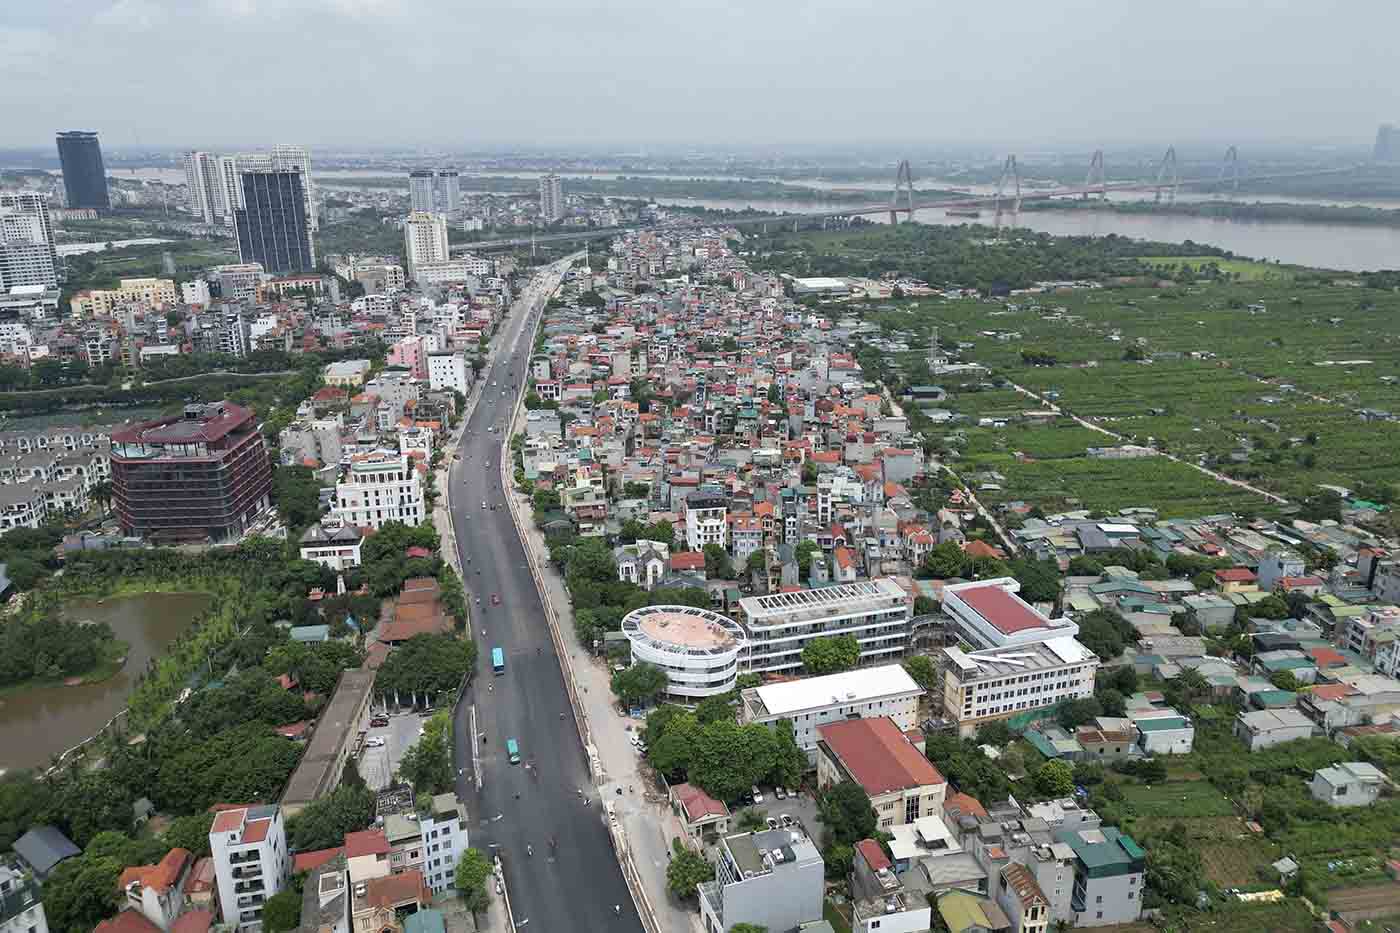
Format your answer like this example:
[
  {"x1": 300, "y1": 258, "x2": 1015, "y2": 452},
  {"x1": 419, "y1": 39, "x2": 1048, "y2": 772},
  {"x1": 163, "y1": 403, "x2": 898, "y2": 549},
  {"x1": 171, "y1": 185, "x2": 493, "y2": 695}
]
[
  {"x1": 890, "y1": 160, "x2": 915, "y2": 225},
  {"x1": 1217, "y1": 146, "x2": 1241, "y2": 198},
  {"x1": 1083, "y1": 150, "x2": 1107, "y2": 201},
  {"x1": 994, "y1": 155, "x2": 1021, "y2": 233},
  {"x1": 1153, "y1": 146, "x2": 1179, "y2": 205}
]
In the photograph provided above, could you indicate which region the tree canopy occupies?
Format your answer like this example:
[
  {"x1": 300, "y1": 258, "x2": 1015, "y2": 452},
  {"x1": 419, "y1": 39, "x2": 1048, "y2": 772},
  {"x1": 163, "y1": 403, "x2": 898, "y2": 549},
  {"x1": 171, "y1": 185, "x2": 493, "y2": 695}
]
[{"x1": 801, "y1": 634, "x2": 860, "y2": 675}]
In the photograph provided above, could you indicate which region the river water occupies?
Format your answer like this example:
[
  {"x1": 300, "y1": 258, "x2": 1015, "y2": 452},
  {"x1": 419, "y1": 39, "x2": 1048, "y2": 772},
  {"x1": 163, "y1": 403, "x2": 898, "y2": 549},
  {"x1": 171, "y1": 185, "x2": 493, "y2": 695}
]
[
  {"x1": 0, "y1": 592, "x2": 212, "y2": 772},
  {"x1": 646, "y1": 195, "x2": 1400, "y2": 272},
  {"x1": 86, "y1": 165, "x2": 1400, "y2": 271}
]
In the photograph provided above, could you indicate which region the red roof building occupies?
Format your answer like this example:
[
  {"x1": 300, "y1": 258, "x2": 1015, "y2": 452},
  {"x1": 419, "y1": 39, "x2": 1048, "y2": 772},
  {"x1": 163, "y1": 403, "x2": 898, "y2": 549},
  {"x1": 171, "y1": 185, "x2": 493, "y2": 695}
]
[{"x1": 817, "y1": 716, "x2": 946, "y2": 812}]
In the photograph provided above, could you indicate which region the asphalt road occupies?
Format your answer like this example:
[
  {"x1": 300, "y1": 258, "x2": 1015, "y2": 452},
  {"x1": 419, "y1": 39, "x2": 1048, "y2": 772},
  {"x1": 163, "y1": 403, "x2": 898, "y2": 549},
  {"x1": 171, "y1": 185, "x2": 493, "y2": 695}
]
[{"x1": 449, "y1": 259, "x2": 645, "y2": 933}]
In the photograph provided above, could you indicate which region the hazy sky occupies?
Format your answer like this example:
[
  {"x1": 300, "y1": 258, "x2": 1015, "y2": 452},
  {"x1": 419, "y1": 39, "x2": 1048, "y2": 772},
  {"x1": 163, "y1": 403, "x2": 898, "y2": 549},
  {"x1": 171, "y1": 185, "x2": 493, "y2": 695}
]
[{"x1": 3, "y1": 0, "x2": 1397, "y2": 151}]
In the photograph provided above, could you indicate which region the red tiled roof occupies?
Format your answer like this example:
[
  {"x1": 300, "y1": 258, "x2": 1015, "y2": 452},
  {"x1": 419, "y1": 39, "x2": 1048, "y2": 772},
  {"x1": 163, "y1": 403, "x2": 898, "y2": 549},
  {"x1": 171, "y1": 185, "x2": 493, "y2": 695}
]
[
  {"x1": 345, "y1": 829, "x2": 391, "y2": 858},
  {"x1": 183, "y1": 857, "x2": 215, "y2": 896},
  {"x1": 962, "y1": 539, "x2": 1006, "y2": 560},
  {"x1": 171, "y1": 911, "x2": 215, "y2": 933},
  {"x1": 673, "y1": 783, "x2": 729, "y2": 823},
  {"x1": 365, "y1": 869, "x2": 429, "y2": 910},
  {"x1": 95, "y1": 913, "x2": 162, "y2": 933},
  {"x1": 1308, "y1": 646, "x2": 1347, "y2": 669},
  {"x1": 856, "y1": 838, "x2": 891, "y2": 872},
  {"x1": 671, "y1": 551, "x2": 705, "y2": 571},
  {"x1": 1214, "y1": 567, "x2": 1257, "y2": 583},
  {"x1": 944, "y1": 792, "x2": 988, "y2": 820},
  {"x1": 955, "y1": 584, "x2": 1046, "y2": 634},
  {"x1": 242, "y1": 818, "x2": 271, "y2": 844},
  {"x1": 818, "y1": 716, "x2": 944, "y2": 796},
  {"x1": 210, "y1": 809, "x2": 244, "y2": 833},
  {"x1": 1309, "y1": 683, "x2": 1356, "y2": 701},
  {"x1": 293, "y1": 846, "x2": 344, "y2": 874}
]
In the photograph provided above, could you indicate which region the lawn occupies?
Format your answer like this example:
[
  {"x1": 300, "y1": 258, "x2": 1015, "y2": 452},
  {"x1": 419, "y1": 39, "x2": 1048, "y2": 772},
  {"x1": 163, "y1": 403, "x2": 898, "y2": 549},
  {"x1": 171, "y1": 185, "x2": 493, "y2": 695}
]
[
  {"x1": 1138, "y1": 255, "x2": 1295, "y2": 282},
  {"x1": 1116, "y1": 780, "x2": 1236, "y2": 819}
]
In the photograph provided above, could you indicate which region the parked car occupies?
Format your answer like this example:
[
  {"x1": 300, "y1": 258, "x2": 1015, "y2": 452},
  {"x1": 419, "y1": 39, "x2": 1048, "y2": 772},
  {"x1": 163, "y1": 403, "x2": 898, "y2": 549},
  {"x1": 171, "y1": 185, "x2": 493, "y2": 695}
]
[
  {"x1": 765, "y1": 817, "x2": 779, "y2": 831},
  {"x1": 751, "y1": 785, "x2": 764, "y2": 804},
  {"x1": 780, "y1": 814, "x2": 795, "y2": 828},
  {"x1": 774, "y1": 786, "x2": 787, "y2": 800},
  {"x1": 365, "y1": 737, "x2": 386, "y2": 748},
  {"x1": 370, "y1": 717, "x2": 389, "y2": 728},
  {"x1": 491, "y1": 593, "x2": 501, "y2": 606}
]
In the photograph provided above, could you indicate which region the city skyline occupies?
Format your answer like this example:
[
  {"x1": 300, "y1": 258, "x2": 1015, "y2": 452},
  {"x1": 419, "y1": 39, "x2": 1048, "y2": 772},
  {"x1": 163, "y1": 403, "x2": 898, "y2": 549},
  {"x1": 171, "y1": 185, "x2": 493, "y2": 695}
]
[{"x1": 3, "y1": 1, "x2": 1399, "y2": 149}]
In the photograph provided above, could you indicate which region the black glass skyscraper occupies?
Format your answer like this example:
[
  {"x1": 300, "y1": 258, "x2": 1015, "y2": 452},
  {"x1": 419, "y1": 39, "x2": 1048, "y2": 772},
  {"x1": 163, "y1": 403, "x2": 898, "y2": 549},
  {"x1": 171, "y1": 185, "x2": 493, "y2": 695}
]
[
  {"x1": 55, "y1": 131, "x2": 111, "y2": 211},
  {"x1": 234, "y1": 170, "x2": 316, "y2": 275}
]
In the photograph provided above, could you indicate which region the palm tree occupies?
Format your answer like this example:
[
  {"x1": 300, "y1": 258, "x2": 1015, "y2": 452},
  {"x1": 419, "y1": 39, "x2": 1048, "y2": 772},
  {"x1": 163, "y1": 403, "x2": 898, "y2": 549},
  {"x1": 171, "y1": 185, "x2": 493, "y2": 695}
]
[{"x1": 1174, "y1": 668, "x2": 1209, "y2": 705}]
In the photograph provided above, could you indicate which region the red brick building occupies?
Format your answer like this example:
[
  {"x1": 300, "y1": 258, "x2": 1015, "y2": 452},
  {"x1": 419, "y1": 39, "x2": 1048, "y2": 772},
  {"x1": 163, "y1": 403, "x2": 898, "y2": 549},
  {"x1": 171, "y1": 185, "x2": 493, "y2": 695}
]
[{"x1": 111, "y1": 402, "x2": 272, "y2": 542}]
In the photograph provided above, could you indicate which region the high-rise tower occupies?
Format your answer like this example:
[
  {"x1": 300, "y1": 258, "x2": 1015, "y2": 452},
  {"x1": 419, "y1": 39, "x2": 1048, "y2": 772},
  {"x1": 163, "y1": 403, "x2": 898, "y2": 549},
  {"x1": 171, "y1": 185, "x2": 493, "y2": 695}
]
[{"x1": 55, "y1": 131, "x2": 110, "y2": 211}]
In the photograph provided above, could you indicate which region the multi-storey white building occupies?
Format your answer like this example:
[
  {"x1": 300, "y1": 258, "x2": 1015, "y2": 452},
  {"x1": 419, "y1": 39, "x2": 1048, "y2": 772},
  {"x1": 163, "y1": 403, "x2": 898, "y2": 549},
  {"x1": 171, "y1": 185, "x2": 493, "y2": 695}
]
[
  {"x1": 622, "y1": 604, "x2": 748, "y2": 701},
  {"x1": 426, "y1": 350, "x2": 469, "y2": 396},
  {"x1": 736, "y1": 577, "x2": 913, "y2": 674},
  {"x1": 183, "y1": 151, "x2": 229, "y2": 224},
  {"x1": 332, "y1": 453, "x2": 424, "y2": 530},
  {"x1": 539, "y1": 173, "x2": 563, "y2": 222},
  {"x1": 942, "y1": 578, "x2": 1080, "y2": 650},
  {"x1": 209, "y1": 804, "x2": 290, "y2": 931},
  {"x1": 408, "y1": 171, "x2": 436, "y2": 212},
  {"x1": 419, "y1": 794, "x2": 469, "y2": 894},
  {"x1": 404, "y1": 211, "x2": 450, "y2": 282},
  {"x1": 299, "y1": 518, "x2": 363, "y2": 571},
  {"x1": 684, "y1": 493, "x2": 728, "y2": 551},
  {"x1": 0, "y1": 193, "x2": 57, "y2": 290},
  {"x1": 238, "y1": 145, "x2": 317, "y2": 231},
  {"x1": 741, "y1": 664, "x2": 924, "y2": 763},
  {"x1": 940, "y1": 638, "x2": 1099, "y2": 737}
]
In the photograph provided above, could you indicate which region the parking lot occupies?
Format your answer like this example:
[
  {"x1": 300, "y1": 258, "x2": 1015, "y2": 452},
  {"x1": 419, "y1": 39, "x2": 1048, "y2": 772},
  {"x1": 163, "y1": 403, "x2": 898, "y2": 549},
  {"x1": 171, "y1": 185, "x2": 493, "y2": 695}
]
[
  {"x1": 731, "y1": 784, "x2": 821, "y2": 840},
  {"x1": 357, "y1": 710, "x2": 429, "y2": 791}
]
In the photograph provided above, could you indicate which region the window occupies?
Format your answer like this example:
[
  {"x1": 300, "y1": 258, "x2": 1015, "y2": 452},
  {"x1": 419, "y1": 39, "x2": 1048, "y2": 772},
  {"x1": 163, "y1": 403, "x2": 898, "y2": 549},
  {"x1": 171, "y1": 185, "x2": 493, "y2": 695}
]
[
  {"x1": 1096, "y1": 896, "x2": 1102, "y2": 904},
  {"x1": 1096, "y1": 911, "x2": 1103, "y2": 920},
  {"x1": 1128, "y1": 891, "x2": 1135, "y2": 900}
]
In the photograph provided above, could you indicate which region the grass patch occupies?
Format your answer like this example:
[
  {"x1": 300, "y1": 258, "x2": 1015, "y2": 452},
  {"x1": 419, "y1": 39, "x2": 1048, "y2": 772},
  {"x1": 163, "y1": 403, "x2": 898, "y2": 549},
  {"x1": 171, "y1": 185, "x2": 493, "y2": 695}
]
[
  {"x1": 1139, "y1": 256, "x2": 1293, "y2": 282},
  {"x1": 1116, "y1": 780, "x2": 1236, "y2": 819},
  {"x1": 823, "y1": 898, "x2": 853, "y2": 933}
]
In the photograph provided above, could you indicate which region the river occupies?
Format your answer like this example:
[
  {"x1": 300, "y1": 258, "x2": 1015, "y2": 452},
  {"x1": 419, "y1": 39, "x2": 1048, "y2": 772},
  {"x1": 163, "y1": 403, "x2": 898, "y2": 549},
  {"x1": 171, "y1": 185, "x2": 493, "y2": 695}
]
[
  {"x1": 644, "y1": 195, "x2": 1400, "y2": 272},
  {"x1": 0, "y1": 592, "x2": 212, "y2": 771}
]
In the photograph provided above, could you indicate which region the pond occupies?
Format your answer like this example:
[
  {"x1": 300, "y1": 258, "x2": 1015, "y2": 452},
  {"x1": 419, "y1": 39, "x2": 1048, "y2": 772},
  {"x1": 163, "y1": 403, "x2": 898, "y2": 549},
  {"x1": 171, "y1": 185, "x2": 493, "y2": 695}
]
[{"x1": 0, "y1": 591, "x2": 213, "y2": 771}]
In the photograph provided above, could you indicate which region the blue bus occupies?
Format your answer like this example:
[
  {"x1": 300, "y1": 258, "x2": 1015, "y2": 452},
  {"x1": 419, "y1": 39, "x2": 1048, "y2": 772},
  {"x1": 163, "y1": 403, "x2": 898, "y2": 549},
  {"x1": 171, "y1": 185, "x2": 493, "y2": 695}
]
[
  {"x1": 506, "y1": 738, "x2": 521, "y2": 764},
  {"x1": 491, "y1": 647, "x2": 505, "y2": 675}
]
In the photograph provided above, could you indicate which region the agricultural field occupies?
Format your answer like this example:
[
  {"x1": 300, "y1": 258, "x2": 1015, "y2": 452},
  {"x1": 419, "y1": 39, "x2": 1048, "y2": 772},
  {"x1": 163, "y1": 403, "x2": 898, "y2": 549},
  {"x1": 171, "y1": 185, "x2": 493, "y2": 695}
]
[{"x1": 873, "y1": 277, "x2": 1400, "y2": 504}]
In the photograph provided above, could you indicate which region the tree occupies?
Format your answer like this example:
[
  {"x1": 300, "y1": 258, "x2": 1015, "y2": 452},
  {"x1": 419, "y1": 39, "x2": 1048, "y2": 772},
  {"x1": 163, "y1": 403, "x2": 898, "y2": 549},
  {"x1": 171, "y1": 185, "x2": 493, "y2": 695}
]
[
  {"x1": 41, "y1": 853, "x2": 122, "y2": 933},
  {"x1": 769, "y1": 719, "x2": 806, "y2": 790},
  {"x1": 1076, "y1": 608, "x2": 1135, "y2": 662},
  {"x1": 1035, "y1": 760, "x2": 1075, "y2": 797},
  {"x1": 903, "y1": 655, "x2": 937, "y2": 692},
  {"x1": 262, "y1": 888, "x2": 302, "y2": 933},
  {"x1": 455, "y1": 848, "x2": 493, "y2": 914},
  {"x1": 162, "y1": 812, "x2": 215, "y2": 858},
  {"x1": 920, "y1": 541, "x2": 968, "y2": 579},
  {"x1": 1056, "y1": 697, "x2": 1102, "y2": 730},
  {"x1": 1010, "y1": 557, "x2": 1062, "y2": 604},
  {"x1": 801, "y1": 634, "x2": 860, "y2": 675},
  {"x1": 794, "y1": 540, "x2": 819, "y2": 580},
  {"x1": 689, "y1": 721, "x2": 753, "y2": 802},
  {"x1": 695, "y1": 694, "x2": 736, "y2": 725},
  {"x1": 703, "y1": 543, "x2": 735, "y2": 580},
  {"x1": 913, "y1": 595, "x2": 938, "y2": 616},
  {"x1": 746, "y1": 550, "x2": 767, "y2": 575},
  {"x1": 1269, "y1": 670, "x2": 1301, "y2": 692},
  {"x1": 398, "y1": 731, "x2": 452, "y2": 795},
  {"x1": 1171, "y1": 668, "x2": 1209, "y2": 706},
  {"x1": 1096, "y1": 687, "x2": 1126, "y2": 717},
  {"x1": 611, "y1": 662, "x2": 668, "y2": 708},
  {"x1": 288, "y1": 784, "x2": 375, "y2": 851},
  {"x1": 666, "y1": 839, "x2": 714, "y2": 900},
  {"x1": 731, "y1": 925, "x2": 769, "y2": 933},
  {"x1": 819, "y1": 780, "x2": 877, "y2": 849},
  {"x1": 975, "y1": 721, "x2": 1013, "y2": 748},
  {"x1": 1066, "y1": 556, "x2": 1104, "y2": 576},
  {"x1": 271, "y1": 465, "x2": 324, "y2": 531}
]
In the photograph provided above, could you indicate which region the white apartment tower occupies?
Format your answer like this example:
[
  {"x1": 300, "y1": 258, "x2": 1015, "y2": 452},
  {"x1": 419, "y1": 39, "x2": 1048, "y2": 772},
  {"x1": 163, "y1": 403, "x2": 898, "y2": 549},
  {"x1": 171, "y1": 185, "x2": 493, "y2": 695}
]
[
  {"x1": 404, "y1": 211, "x2": 450, "y2": 282},
  {"x1": 0, "y1": 193, "x2": 58, "y2": 290},
  {"x1": 183, "y1": 151, "x2": 229, "y2": 225},
  {"x1": 209, "y1": 805, "x2": 290, "y2": 931},
  {"x1": 427, "y1": 350, "x2": 470, "y2": 396},
  {"x1": 333, "y1": 452, "x2": 425, "y2": 530},
  {"x1": 436, "y1": 170, "x2": 461, "y2": 217},
  {"x1": 409, "y1": 171, "x2": 436, "y2": 212},
  {"x1": 539, "y1": 173, "x2": 563, "y2": 223}
]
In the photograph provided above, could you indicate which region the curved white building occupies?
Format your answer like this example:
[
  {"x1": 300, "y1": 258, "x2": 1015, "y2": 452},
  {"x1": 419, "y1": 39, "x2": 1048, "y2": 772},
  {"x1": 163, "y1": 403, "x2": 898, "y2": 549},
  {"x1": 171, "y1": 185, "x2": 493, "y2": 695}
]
[{"x1": 621, "y1": 604, "x2": 747, "y2": 701}]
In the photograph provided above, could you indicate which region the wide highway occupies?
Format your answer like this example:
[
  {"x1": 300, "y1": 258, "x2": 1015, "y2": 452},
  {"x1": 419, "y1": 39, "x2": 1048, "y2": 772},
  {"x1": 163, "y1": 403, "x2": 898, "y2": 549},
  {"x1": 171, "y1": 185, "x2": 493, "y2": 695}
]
[{"x1": 448, "y1": 257, "x2": 645, "y2": 932}]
